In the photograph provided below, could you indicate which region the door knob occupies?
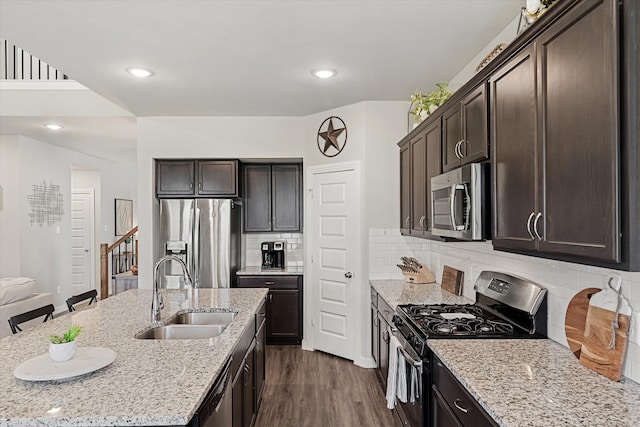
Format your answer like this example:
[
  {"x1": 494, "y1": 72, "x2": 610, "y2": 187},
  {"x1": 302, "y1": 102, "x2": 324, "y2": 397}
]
[
  {"x1": 345, "y1": 272, "x2": 353, "y2": 279},
  {"x1": 84, "y1": 249, "x2": 89, "y2": 253}
]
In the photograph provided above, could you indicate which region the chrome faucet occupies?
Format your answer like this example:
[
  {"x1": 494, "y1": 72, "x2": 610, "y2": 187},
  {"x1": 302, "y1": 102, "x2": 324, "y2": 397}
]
[{"x1": 152, "y1": 255, "x2": 194, "y2": 324}]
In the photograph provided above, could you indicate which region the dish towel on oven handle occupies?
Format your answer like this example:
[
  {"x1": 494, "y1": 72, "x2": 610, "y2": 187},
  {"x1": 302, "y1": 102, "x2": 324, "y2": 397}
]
[{"x1": 386, "y1": 334, "x2": 401, "y2": 409}]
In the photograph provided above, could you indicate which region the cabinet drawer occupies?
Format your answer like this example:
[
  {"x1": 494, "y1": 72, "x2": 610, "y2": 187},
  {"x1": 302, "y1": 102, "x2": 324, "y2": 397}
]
[
  {"x1": 237, "y1": 275, "x2": 299, "y2": 289},
  {"x1": 432, "y1": 357, "x2": 496, "y2": 427}
]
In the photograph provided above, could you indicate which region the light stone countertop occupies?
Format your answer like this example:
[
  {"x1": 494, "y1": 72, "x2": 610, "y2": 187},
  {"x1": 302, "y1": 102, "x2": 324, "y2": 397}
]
[
  {"x1": 429, "y1": 339, "x2": 640, "y2": 426},
  {"x1": 237, "y1": 266, "x2": 304, "y2": 275},
  {"x1": 369, "y1": 279, "x2": 473, "y2": 308},
  {"x1": 0, "y1": 287, "x2": 268, "y2": 426},
  {"x1": 370, "y1": 279, "x2": 640, "y2": 426}
]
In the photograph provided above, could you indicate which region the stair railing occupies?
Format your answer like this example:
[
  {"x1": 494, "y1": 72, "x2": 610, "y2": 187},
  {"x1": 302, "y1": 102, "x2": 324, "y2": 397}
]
[{"x1": 100, "y1": 226, "x2": 138, "y2": 299}]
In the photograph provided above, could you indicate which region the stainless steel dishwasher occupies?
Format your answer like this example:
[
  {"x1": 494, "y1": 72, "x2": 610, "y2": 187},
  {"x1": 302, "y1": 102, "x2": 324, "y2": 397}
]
[{"x1": 192, "y1": 356, "x2": 233, "y2": 427}]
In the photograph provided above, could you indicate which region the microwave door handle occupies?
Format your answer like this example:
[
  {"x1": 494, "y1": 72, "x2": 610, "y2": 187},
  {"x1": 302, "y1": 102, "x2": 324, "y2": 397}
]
[
  {"x1": 463, "y1": 184, "x2": 471, "y2": 231},
  {"x1": 450, "y1": 185, "x2": 458, "y2": 230}
]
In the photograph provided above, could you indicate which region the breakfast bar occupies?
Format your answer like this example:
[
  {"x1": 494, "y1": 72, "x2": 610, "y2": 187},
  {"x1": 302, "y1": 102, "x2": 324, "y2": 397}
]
[{"x1": 0, "y1": 288, "x2": 268, "y2": 426}]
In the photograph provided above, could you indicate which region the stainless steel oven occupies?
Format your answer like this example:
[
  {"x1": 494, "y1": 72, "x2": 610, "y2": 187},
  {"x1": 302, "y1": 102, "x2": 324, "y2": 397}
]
[{"x1": 430, "y1": 163, "x2": 487, "y2": 241}]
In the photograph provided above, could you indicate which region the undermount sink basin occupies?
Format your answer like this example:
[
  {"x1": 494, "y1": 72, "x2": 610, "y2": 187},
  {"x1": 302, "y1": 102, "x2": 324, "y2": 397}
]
[
  {"x1": 135, "y1": 324, "x2": 226, "y2": 340},
  {"x1": 167, "y1": 311, "x2": 237, "y2": 326}
]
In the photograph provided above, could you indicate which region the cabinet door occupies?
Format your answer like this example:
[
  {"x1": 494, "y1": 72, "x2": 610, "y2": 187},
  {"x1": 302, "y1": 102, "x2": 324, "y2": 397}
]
[
  {"x1": 537, "y1": 0, "x2": 619, "y2": 261},
  {"x1": 272, "y1": 164, "x2": 301, "y2": 232},
  {"x1": 242, "y1": 341, "x2": 256, "y2": 427},
  {"x1": 461, "y1": 84, "x2": 488, "y2": 164},
  {"x1": 371, "y1": 305, "x2": 379, "y2": 366},
  {"x1": 156, "y1": 160, "x2": 195, "y2": 196},
  {"x1": 442, "y1": 103, "x2": 462, "y2": 172},
  {"x1": 198, "y1": 160, "x2": 238, "y2": 196},
  {"x1": 425, "y1": 118, "x2": 442, "y2": 235},
  {"x1": 267, "y1": 289, "x2": 300, "y2": 340},
  {"x1": 399, "y1": 143, "x2": 411, "y2": 234},
  {"x1": 232, "y1": 358, "x2": 244, "y2": 427},
  {"x1": 410, "y1": 132, "x2": 427, "y2": 237},
  {"x1": 377, "y1": 316, "x2": 390, "y2": 387},
  {"x1": 255, "y1": 321, "x2": 266, "y2": 409},
  {"x1": 490, "y1": 45, "x2": 538, "y2": 252},
  {"x1": 243, "y1": 165, "x2": 272, "y2": 232}
]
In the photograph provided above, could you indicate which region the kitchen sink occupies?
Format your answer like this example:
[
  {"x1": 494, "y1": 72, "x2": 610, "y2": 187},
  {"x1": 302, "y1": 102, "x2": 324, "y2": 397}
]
[
  {"x1": 166, "y1": 311, "x2": 236, "y2": 326},
  {"x1": 134, "y1": 324, "x2": 226, "y2": 340}
]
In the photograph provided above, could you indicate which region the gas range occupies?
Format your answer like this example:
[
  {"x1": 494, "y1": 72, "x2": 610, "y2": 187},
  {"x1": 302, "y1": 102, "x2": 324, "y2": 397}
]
[{"x1": 392, "y1": 271, "x2": 548, "y2": 357}]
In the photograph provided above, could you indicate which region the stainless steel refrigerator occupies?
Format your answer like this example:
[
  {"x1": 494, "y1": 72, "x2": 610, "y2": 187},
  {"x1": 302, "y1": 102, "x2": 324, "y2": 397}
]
[{"x1": 158, "y1": 199, "x2": 241, "y2": 288}]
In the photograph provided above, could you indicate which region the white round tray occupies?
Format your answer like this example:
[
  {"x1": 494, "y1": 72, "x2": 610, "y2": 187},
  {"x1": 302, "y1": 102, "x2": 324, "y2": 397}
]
[{"x1": 14, "y1": 347, "x2": 117, "y2": 381}]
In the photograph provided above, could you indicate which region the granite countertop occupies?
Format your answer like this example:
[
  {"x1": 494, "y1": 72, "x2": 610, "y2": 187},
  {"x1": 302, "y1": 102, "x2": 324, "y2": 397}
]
[
  {"x1": 429, "y1": 339, "x2": 640, "y2": 426},
  {"x1": 0, "y1": 287, "x2": 268, "y2": 426},
  {"x1": 370, "y1": 279, "x2": 472, "y2": 308},
  {"x1": 237, "y1": 266, "x2": 304, "y2": 275}
]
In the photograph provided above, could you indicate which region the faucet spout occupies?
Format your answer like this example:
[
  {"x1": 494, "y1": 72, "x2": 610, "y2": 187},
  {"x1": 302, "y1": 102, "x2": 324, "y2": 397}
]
[{"x1": 152, "y1": 255, "x2": 194, "y2": 323}]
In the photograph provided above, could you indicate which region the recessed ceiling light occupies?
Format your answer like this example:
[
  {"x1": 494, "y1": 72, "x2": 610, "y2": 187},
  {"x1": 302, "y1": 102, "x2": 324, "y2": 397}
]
[
  {"x1": 312, "y1": 69, "x2": 337, "y2": 79},
  {"x1": 126, "y1": 67, "x2": 154, "y2": 78},
  {"x1": 44, "y1": 124, "x2": 63, "y2": 130}
]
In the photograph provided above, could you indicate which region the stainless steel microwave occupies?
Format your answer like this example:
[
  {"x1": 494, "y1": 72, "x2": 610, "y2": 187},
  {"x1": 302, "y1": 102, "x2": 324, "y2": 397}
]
[{"x1": 430, "y1": 163, "x2": 488, "y2": 241}]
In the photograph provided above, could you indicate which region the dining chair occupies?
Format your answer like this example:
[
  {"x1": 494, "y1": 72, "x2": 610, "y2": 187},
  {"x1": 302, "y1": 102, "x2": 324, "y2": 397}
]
[
  {"x1": 66, "y1": 289, "x2": 98, "y2": 312},
  {"x1": 8, "y1": 304, "x2": 55, "y2": 334}
]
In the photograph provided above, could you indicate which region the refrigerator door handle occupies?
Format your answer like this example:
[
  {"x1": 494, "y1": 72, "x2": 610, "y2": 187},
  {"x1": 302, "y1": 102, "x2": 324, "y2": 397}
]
[{"x1": 193, "y1": 204, "x2": 200, "y2": 287}]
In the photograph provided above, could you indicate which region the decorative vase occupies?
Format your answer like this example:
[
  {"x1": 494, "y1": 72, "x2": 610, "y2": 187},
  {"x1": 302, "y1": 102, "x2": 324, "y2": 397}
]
[{"x1": 49, "y1": 341, "x2": 77, "y2": 362}]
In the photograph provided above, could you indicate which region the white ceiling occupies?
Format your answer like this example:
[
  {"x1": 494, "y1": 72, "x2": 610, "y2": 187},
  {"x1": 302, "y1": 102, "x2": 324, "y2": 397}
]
[{"x1": 0, "y1": 0, "x2": 522, "y2": 162}]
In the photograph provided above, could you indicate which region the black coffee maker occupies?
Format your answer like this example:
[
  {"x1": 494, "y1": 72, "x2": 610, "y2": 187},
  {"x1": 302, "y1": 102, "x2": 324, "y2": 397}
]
[{"x1": 261, "y1": 241, "x2": 285, "y2": 270}]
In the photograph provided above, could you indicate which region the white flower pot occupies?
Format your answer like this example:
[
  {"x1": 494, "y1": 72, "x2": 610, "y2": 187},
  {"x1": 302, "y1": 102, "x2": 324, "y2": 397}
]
[{"x1": 49, "y1": 341, "x2": 77, "y2": 362}]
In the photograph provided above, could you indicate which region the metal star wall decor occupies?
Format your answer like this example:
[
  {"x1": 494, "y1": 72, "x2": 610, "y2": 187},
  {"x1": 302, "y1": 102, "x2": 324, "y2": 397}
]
[{"x1": 317, "y1": 116, "x2": 347, "y2": 157}]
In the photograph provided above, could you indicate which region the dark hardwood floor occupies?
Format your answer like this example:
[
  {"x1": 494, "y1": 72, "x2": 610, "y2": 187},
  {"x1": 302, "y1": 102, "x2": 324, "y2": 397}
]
[{"x1": 255, "y1": 345, "x2": 397, "y2": 427}]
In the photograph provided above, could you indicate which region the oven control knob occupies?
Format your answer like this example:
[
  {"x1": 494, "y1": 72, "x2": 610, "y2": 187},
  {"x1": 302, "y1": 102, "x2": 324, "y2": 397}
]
[{"x1": 392, "y1": 315, "x2": 403, "y2": 326}]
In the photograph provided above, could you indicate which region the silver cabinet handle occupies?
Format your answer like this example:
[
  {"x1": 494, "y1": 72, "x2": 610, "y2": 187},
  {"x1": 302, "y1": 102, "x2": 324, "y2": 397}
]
[
  {"x1": 526, "y1": 212, "x2": 535, "y2": 241},
  {"x1": 404, "y1": 216, "x2": 410, "y2": 227},
  {"x1": 453, "y1": 399, "x2": 468, "y2": 413},
  {"x1": 454, "y1": 141, "x2": 461, "y2": 159},
  {"x1": 456, "y1": 140, "x2": 465, "y2": 158},
  {"x1": 345, "y1": 272, "x2": 353, "y2": 279},
  {"x1": 419, "y1": 215, "x2": 425, "y2": 230},
  {"x1": 533, "y1": 212, "x2": 543, "y2": 240}
]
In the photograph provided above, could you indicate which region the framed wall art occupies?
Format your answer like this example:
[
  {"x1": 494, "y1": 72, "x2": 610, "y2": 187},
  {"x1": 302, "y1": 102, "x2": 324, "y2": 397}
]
[{"x1": 115, "y1": 198, "x2": 133, "y2": 236}]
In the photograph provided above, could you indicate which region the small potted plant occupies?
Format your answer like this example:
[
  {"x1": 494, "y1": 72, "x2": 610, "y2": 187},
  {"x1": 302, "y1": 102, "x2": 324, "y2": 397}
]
[
  {"x1": 409, "y1": 82, "x2": 453, "y2": 124},
  {"x1": 49, "y1": 324, "x2": 82, "y2": 362}
]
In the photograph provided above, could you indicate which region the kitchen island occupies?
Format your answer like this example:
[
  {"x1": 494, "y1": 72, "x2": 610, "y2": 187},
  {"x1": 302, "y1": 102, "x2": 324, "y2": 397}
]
[{"x1": 0, "y1": 287, "x2": 268, "y2": 426}]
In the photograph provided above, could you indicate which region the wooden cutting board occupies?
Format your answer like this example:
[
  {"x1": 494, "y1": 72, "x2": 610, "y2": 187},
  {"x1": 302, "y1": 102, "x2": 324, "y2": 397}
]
[
  {"x1": 579, "y1": 304, "x2": 630, "y2": 382},
  {"x1": 564, "y1": 288, "x2": 601, "y2": 359},
  {"x1": 441, "y1": 266, "x2": 463, "y2": 296}
]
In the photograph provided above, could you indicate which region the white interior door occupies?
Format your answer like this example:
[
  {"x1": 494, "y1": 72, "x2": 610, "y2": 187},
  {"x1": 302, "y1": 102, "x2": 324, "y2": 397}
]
[
  {"x1": 311, "y1": 167, "x2": 358, "y2": 360},
  {"x1": 71, "y1": 190, "x2": 95, "y2": 294}
]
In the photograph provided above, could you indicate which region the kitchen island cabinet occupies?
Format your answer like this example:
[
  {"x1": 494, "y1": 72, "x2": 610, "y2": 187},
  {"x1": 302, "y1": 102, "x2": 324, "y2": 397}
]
[{"x1": 0, "y1": 288, "x2": 267, "y2": 426}]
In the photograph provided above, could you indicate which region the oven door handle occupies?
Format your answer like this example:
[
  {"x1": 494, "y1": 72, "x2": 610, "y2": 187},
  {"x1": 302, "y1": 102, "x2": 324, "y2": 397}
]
[{"x1": 397, "y1": 345, "x2": 422, "y2": 369}]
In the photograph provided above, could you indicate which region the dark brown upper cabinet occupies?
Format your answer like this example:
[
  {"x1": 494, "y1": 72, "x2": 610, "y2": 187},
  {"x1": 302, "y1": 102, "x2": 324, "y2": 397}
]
[
  {"x1": 399, "y1": 119, "x2": 442, "y2": 238},
  {"x1": 156, "y1": 159, "x2": 238, "y2": 197},
  {"x1": 442, "y1": 83, "x2": 488, "y2": 172},
  {"x1": 491, "y1": 0, "x2": 620, "y2": 263},
  {"x1": 243, "y1": 163, "x2": 301, "y2": 232}
]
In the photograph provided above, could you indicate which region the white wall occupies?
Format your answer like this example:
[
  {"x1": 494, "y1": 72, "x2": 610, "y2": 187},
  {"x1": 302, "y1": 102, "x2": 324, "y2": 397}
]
[{"x1": 0, "y1": 135, "x2": 136, "y2": 310}]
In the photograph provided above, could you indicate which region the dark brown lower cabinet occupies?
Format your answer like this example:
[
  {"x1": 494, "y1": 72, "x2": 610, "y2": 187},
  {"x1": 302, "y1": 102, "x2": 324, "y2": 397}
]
[
  {"x1": 231, "y1": 298, "x2": 266, "y2": 427},
  {"x1": 236, "y1": 275, "x2": 303, "y2": 344},
  {"x1": 232, "y1": 343, "x2": 254, "y2": 427},
  {"x1": 431, "y1": 355, "x2": 497, "y2": 427}
]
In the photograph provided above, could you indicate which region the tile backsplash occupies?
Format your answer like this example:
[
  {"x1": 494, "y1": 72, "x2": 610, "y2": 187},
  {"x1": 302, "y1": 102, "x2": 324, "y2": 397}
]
[
  {"x1": 243, "y1": 232, "x2": 304, "y2": 268},
  {"x1": 368, "y1": 228, "x2": 640, "y2": 384}
]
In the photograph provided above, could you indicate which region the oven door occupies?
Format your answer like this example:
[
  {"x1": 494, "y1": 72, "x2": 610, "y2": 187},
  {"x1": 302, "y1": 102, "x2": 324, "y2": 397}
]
[{"x1": 393, "y1": 333, "x2": 424, "y2": 427}]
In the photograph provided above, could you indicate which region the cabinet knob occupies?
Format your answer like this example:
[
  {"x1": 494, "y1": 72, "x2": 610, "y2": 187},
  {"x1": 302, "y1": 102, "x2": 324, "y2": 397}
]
[{"x1": 345, "y1": 272, "x2": 353, "y2": 279}]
